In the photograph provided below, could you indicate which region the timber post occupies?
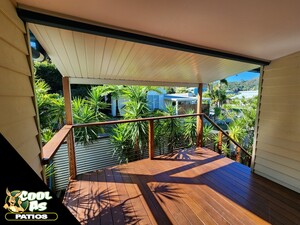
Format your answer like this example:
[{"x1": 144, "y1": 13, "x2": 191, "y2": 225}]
[
  {"x1": 62, "y1": 77, "x2": 77, "y2": 179},
  {"x1": 196, "y1": 83, "x2": 203, "y2": 148},
  {"x1": 148, "y1": 119, "x2": 154, "y2": 159}
]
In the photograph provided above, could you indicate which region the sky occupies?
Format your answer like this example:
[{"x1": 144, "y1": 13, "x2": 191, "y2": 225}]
[{"x1": 226, "y1": 71, "x2": 259, "y2": 82}]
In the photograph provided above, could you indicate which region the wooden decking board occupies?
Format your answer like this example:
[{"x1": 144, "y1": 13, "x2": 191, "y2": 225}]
[
  {"x1": 121, "y1": 165, "x2": 155, "y2": 225},
  {"x1": 111, "y1": 167, "x2": 140, "y2": 225},
  {"x1": 213, "y1": 159, "x2": 300, "y2": 223},
  {"x1": 149, "y1": 157, "x2": 233, "y2": 225},
  {"x1": 87, "y1": 172, "x2": 101, "y2": 225},
  {"x1": 64, "y1": 148, "x2": 300, "y2": 225},
  {"x1": 208, "y1": 164, "x2": 299, "y2": 224},
  {"x1": 151, "y1": 152, "x2": 261, "y2": 224},
  {"x1": 189, "y1": 153, "x2": 295, "y2": 224},
  {"x1": 129, "y1": 162, "x2": 177, "y2": 225},
  {"x1": 152, "y1": 156, "x2": 249, "y2": 225},
  {"x1": 103, "y1": 168, "x2": 126, "y2": 225}
]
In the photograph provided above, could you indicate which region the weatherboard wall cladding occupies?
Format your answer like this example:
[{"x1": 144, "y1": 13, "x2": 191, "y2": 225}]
[
  {"x1": 53, "y1": 137, "x2": 162, "y2": 191},
  {"x1": 254, "y1": 51, "x2": 300, "y2": 193},
  {"x1": 0, "y1": 0, "x2": 42, "y2": 177}
]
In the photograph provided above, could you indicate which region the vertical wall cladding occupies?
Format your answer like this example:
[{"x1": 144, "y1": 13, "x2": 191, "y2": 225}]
[
  {"x1": 0, "y1": 0, "x2": 42, "y2": 177},
  {"x1": 254, "y1": 52, "x2": 300, "y2": 193}
]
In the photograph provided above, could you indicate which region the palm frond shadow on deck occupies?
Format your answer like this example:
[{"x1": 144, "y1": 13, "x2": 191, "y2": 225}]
[
  {"x1": 65, "y1": 176, "x2": 140, "y2": 225},
  {"x1": 150, "y1": 183, "x2": 182, "y2": 204}
]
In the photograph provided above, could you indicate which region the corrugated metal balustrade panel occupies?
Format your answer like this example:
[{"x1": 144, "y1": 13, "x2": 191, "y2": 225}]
[
  {"x1": 53, "y1": 143, "x2": 69, "y2": 191},
  {"x1": 53, "y1": 137, "x2": 119, "y2": 191},
  {"x1": 75, "y1": 138, "x2": 119, "y2": 175},
  {"x1": 52, "y1": 137, "x2": 174, "y2": 191}
]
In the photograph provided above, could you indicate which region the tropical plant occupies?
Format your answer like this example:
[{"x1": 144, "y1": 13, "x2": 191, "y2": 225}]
[
  {"x1": 228, "y1": 120, "x2": 246, "y2": 143},
  {"x1": 208, "y1": 79, "x2": 228, "y2": 108},
  {"x1": 35, "y1": 78, "x2": 53, "y2": 129},
  {"x1": 111, "y1": 123, "x2": 133, "y2": 164},
  {"x1": 183, "y1": 109, "x2": 197, "y2": 146},
  {"x1": 104, "y1": 85, "x2": 124, "y2": 116},
  {"x1": 124, "y1": 101, "x2": 150, "y2": 158},
  {"x1": 87, "y1": 86, "x2": 108, "y2": 121},
  {"x1": 110, "y1": 85, "x2": 161, "y2": 162},
  {"x1": 153, "y1": 110, "x2": 169, "y2": 154},
  {"x1": 202, "y1": 124, "x2": 214, "y2": 146},
  {"x1": 35, "y1": 78, "x2": 66, "y2": 141},
  {"x1": 41, "y1": 128, "x2": 55, "y2": 144},
  {"x1": 122, "y1": 86, "x2": 161, "y2": 158},
  {"x1": 222, "y1": 142, "x2": 231, "y2": 157},
  {"x1": 163, "y1": 104, "x2": 182, "y2": 151},
  {"x1": 45, "y1": 162, "x2": 56, "y2": 191},
  {"x1": 48, "y1": 96, "x2": 65, "y2": 129},
  {"x1": 72, "y1": 98, "x2": 100, "y2": 145}
]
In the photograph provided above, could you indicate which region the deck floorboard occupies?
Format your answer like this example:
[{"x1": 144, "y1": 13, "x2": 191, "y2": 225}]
[{"x1": 63, "y1": 148, "x2": 300, "y2": 225}]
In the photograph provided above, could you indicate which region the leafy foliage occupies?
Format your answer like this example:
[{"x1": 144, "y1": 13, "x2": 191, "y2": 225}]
[
  {"x1": 72, "y1": 98, "x2": 100, "y2": 145},
  {"x1": 208, "y1": 79, "x2": 228, "y2": 108},
  {"x1": 110, "y1": 86, "x2": 160, "y2": 162},
  {"x1": 202, "y1": 124, "x2": 214, "y2": 146},
  {"x1": 111, "y1": 123, "x2": 134, "y2": 164},
  {"x1": 183, "y1": 110, "x2": 197, "y2": 147},
  {"x1": 87, "y1": 86, "x2": 108, "y2": 121},
  {"x1": 227, "y1": 77, "x2": 259, "y2": 92}
]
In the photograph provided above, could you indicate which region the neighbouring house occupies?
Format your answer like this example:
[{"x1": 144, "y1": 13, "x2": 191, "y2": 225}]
[
  {"x1": 111, "y1": 88, "x2": 167, "y2": 116},
  {"x1": 112, "y1": 89, "x2": 210, "y2": 116},
  {"x1": 164, "y1": 93, "x2": 210, "y2": 115}
]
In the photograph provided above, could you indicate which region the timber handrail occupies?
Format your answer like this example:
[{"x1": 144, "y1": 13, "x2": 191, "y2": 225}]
[
  {"x1": 72, "y1": 113, "x2": 202, "y2": 128},
  {"x1": 43, "y1": 112, "x2": 251, "y2": 174},
  {"x1": 42, "y1": 125, "x2": 72, "y2": 164},
  {"x1": 202, "y1": 114, "x2": 252, "y2": 158}
]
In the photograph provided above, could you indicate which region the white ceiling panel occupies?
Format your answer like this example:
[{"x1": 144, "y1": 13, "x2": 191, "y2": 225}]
[
  {"x1": 18, "y1": 0, "x2": 300, "y2": 61},
  {"x1": 29, "y1": 23, "x2": 259, "y2": 86}
]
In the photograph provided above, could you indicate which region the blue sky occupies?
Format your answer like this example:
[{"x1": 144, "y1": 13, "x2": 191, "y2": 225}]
[{"x1": 226, "y1": 71, "x2": 259, "y2": 82}]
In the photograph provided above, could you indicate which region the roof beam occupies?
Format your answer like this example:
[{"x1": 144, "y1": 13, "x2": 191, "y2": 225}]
[
  {"x1": 69, "y1": 77, "x2": 198, "y2": 87},
  {"x1": 17, "y1": 8, "x2": 270, "y2": 66}
]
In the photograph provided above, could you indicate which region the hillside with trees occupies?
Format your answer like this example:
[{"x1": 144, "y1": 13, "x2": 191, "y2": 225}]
[{"x1": 227, "y1": 77, "x2": 259, "y2": 92}]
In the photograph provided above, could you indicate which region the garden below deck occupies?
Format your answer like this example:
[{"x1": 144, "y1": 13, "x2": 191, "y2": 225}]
[{"x1": 63, "y1": 148, "x2": 300, "y2": 225}]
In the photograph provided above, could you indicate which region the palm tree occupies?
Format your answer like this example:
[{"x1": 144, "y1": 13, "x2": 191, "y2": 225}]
[
  {"x1": 87, "y1": 86, "x2": 108, "y2": 121},
  {"x1": 162, "y1": 104, "x2": 182, "y2": 151},
  {"x1": 110, "y1": 85, "x2": 161, "y2": 161},
  {"x1": 72, "y1": 98, "x2": 100, "y2": 145},
  {"x1": 104, "y1": 85, "x2": 124, "y2": 117},
  {"x1": 49, "y1": 96, "x2": 65, "y2": 129},
  {"x1": 183, "y1": 109, "x2": 197, "y2": 147},
  {"x1": 208, "y1": 79, "x2": 228, "y2": 108},
  {"x1": 122, "y1": 86, "x2": 158, "y2": 159}
]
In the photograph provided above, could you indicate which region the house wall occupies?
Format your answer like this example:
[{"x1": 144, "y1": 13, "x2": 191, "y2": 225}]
[
  {"x1": 253, "y1": 52, "x2": 300, "y2": 193},
  {"x1": 0, "y1": 0, "x2": 42, "y2": 177}
]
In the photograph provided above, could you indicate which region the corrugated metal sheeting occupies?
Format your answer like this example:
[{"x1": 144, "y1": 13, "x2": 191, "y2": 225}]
[
  {"x1": 53, "y1": 136, "x2": 167, "y2": 191},
  {"x1": 53, "y1": 137, "x2": 119, "y2": 190}
]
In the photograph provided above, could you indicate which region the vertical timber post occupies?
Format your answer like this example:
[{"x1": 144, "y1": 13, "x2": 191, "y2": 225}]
[
  {"x1": 62, "y1": 77, "x2": 77, "y2": 179},
  {"x1": 218, "y1": 131, "x2": 223, "y2": 154},
  {"x1": 236, "y1": 147, "x2": 241, "y2": 163},
  {"x1": 148, "y1": 119, "x2": 154, "y2": 159},
  {"x1": 196, "y1": 83, "x2": 203, "y2": 148}
]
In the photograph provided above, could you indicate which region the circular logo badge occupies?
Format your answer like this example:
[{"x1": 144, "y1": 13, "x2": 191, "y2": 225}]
[{"x1": 4, "y1": 190, "x2": 29, "y2": 213}]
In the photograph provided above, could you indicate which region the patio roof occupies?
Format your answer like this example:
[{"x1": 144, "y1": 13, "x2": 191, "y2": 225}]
[
  {"x1": 28, "y1": 22, "x2": 259, "y2": 86},
  {"x1": 15, "y1": 1, "x2": 300, "y2": 85}
]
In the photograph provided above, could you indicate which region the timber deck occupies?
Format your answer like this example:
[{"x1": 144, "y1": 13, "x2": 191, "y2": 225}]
[{"x1": 63, "y1": 148, "x2": 300, "y2": 225}]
